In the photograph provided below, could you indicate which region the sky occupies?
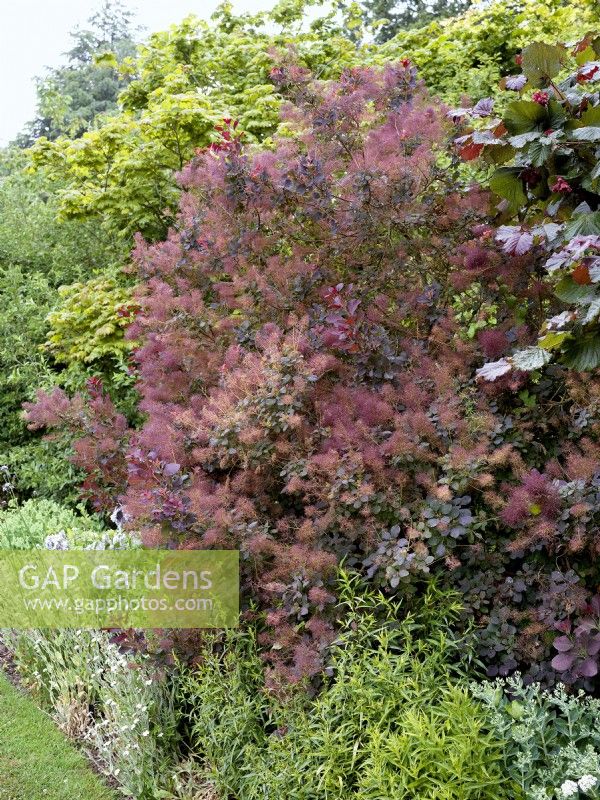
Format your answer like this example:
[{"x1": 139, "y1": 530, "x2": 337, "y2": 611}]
[{"x1": 0, "y1": 0, "x2": 273, "y2": 145}]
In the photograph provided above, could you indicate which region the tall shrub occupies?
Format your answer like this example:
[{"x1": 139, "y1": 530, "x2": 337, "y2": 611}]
[{"x1": 27, "y1": 59, "x2": 600, "y2": 688}]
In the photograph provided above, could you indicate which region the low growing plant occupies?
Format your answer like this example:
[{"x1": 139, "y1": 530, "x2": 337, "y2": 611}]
[
  {"x1": 472, "y1": 675, "x2": 600, "y2": 799},
  {"x1": 5, "y1": 628, "x2": 182, "y2": 800},
  {"x1": 180, "y1": 578, "x2": 512, "y2": 800},
  {"x1": 0, "y1": 497, "x2": 104, "y2": 549}
]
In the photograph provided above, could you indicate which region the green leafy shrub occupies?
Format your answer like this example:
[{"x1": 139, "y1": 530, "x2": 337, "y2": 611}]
[
  {"x1": 181, "y1": 578, "x2": 512, "y2": 800},
  {"x1": 378, "y1": 0, "x2": 600, "y2": 104},
  {"x1": 29, "y1": 3, "x2": 360, "y2": 241},
  {"x1": 45, "y1": 277, "x2": 137, "y2": 367},
  {"x1": 0, "y1": 265, "x2": 84, "y2": 503},
  {"x1": 0, "y1": 148, "x2": 124, "y2": 283},
  {"x1": 0, "y1": 149, "x2": 127, "y2": 503},
  {"x1": 458, "y1": 36, "x2": 600, "y2": 377},
  {"x1": 472, "y1": 676, "x2": 600, "y2": 799},
  {"x1": 43, "y1": 276, "x2": 141, "y2": 419},
  {"x1": 0, "y1": 498, "x2": 104, "y2": 549}
]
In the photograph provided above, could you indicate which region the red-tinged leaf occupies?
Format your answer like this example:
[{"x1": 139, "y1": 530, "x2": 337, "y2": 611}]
[
  {"x1": 573, "y1": 263, "x2": 592, "y2": 285},
  {"x1": 577, "y1": 64, "x2": 600, "y2": 83},
  {"x1": 459, "y1": 141, "x2": 485, "y2": 161},
  {"x1": 573, "y1": 34, "x2": 594, "y2": 54}
]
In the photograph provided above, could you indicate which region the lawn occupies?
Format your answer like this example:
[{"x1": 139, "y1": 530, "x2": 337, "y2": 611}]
[{"x1": 0, "y1": 672, "x2": 115, "y2": 800}]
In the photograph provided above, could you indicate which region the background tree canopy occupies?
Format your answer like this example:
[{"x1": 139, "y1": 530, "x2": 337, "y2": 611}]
[
  {"x1": 16, "y1": 0, "x2": 138, "y2": 146},
  {"x1": 362, "y1": 0, "x2": 473, "y2": 43}
]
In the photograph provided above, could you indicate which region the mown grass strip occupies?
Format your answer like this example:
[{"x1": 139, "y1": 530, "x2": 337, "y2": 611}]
[{"x1": 0, "y1": 671, "x2": 115, "y2": 800}]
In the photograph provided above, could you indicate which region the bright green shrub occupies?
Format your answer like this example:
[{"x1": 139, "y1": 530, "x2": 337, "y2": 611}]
[
  {"x1": 472, "y1": 677, "x2": 600, "y2": 799},
  {"x1": 45, "y1": 278, "x2": 136, "y2": 367},
  {"x1": 29, "y1": 0, "x2": 600, "y2": 246},
  {"x1": 0, "y1": 498, "x2": 104, "y2": 549},
  {"x1": 181, "y1": 579, "x2": 512, "y2": 800},
  {"x1": 378, "y1": 0, "x2": 600, "y2": 104},
  {"x1": 29, "y1": 2, "x2": 360, "y2": 241},
  {"x1": 0, "y1": 148, "x2": 124, "y2": 283}
]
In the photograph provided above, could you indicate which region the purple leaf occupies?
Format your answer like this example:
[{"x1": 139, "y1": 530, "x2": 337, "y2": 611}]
[
  {"x1": 553, "y1": 635, "x2": 573, "y2": 652},
  {"x1": 496, "y1": 226, "x2": 534, "y2": 255},
  {"x1": 587, "y1": 637, "x2": 600, "y2": 656},
  {"x1": 591, "y1": 596, "x2": 600, "y2": 616},
  {"x1": 447, "y1": 107, "x2": 471, "y2": 122},
  {"x1": 575, "y1": 619, "x2": 598, "y2": 635},
  {"x1": 164, "y1": 462, "x2": 181, "y2": 476},
  {"x1": 578, "y1": 657, "x2": 598, "y2": 678},
  {"x1": 551, "y1": 652, "x2": 576, "y2": 671},
  {"x1": 505, "y1": 75, "x2": 527, "y2": 91},
  {"x1": 472, "y1": 98, "x2": 495, "y2": 117}
]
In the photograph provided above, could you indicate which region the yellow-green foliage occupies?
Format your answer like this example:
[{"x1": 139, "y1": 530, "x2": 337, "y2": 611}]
[
  {"x1": 181, "y1": 579, "x2": 514, "y2": 800},
  {"x1": 378, "y1": 0, "x2": 600, "y2": 104},
  {"x1": 30, "y1": 0, "x2": 599, "y2": 243},
  {"x1": 45, "y1": 277, "x2": 136, "y2": 366},
  {"x1": 29, "y1": 2, "x2": 359, "y2": 240}
]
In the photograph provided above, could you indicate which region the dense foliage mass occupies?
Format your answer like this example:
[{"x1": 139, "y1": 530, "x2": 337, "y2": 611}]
[
  {"x1": 26, "y1": 45, "x2": 600, "y2": 690},
  {"x1": 28, "y1": 0, "x2": 599, "y2": 243},
  {"x1": 16, "y1": 0, "x2": 138, "y2": 145},
  {"x1": 455, "y1": 38, "x2": 600, "y2": 376},
  {"x1": 376, "y1": 0, "x2": 600, "y2": 104},
  {"x1": 0, "y1": 148, "x2": 125, "y2": 501},
  {"x1": 5, "y1": 3, "x2": 600, "y2": 798},
  {"x1": 362, "y1": 0, "x2": 473, "y2": 43},
  {"x1": 181, "y1": 582, "x2": 512, "y2": 800}
]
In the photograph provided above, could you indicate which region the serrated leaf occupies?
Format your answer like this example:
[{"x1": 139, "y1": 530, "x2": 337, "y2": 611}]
[
  {"x1": 575, "y1": 45, "x2": 596, "y2": 66},
  {"x1": 554, "y1": 276, "x2": 598, "y2": 303},
  {"x1": 511, "y1": 346, "x2": 551, "y2": 371},
  {"x1": 576, "y1": 106, "x2": 600, "y2": 127},
  {"x1": 508, "y1": 132, "x2": 540, "y2": 147},
  {"x1": 521, "y1": 42, "x2": 565, "y2": 85},
  {"x1": 570, "y1": 126, "x2": 600, "y2": 142},
  {"x1": 489, "y1": 168, "x2": 526, "y2": 208},
  {"x1": 528, "y1": 140, "x2": 552, "y2": 167},
  {"x1": 476, "y1": 359, "x2": 512, "y2": 381},
  {"x1": 538, "y1": 331, "x2": 570, "y2": 350},
  {"x1": 564, "y1": 212, "x2": 600, "y2": 238},
  {"x1": 483, "y1": 143, "x2": 516, "y2": 165},
  {"x1": 561, "y1": 334, "x2": 600, "y2": 370},
  {"x1": 547, "y1": 99, "x2": 567, "y2": 130},
  {"x1": 582, "y1": 298, "x2": 600, "y2": 325},
  {"x1": 495, "y1": 225, "x2": 534, "y2": 255},
  {"x1": 502, "y1": 75, "x2": 528, "y2": 91},
  {"x1": 504, "y1": 101, "x2": 547, "y2": 135}
]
